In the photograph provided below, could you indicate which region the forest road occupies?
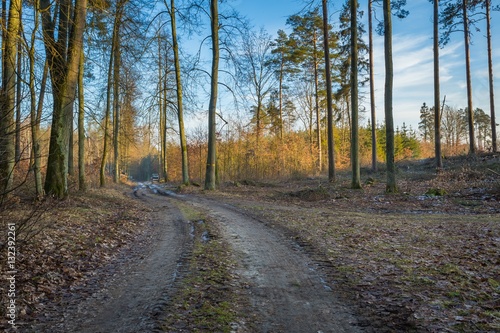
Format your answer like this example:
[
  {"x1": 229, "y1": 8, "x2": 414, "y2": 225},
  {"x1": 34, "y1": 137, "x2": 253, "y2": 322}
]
[
  {"x1": 35, "y1": 185, "x2": 365, "y2": 333},
  {"x1": 169, "y1": 190, "x2": 365, "y2": 333},
  {"x1": 37, "y1": 185, "x2": 193, "y2": 333}
]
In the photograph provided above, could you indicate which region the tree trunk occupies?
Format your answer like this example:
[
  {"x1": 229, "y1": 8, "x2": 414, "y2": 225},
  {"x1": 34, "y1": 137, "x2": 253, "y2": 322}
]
[
  {"x1": 0, "y1": 0, "x2": 21, "y2": 198},
  {"x1": 101, "y1": 3, "x2": 120, "y2": 187},
  {"x1": 368, "y1": 0, "x2": 377, "y2": 172},
  {"x1": 15, "y1": 36, "x2": 22, "y2": 163},
  {"x1": 433, "y1": 0, "x2": 443, "y2": 168},
  {"x1": 205, "y1": 0, "x2": 219, "y2": 190},
  {"x1": 28, "y1": 8, "x2": 47, "y2": 199},
  {"x1": 170, "y1": 0, "x2": 190, "y2": 185},
  {"x1": 42, "y1": 0, "x2": 88, "y2": 198},
  {"x1": 463, "y1": 0, "x2": 475, "y2": 155},
  {"x1": 322, "y1": 0, "x2": 335, "y2": 182},
  {"x1": 486, "y1": 0, "x2": 496, "y2": 152},
  {"x1": 351, "y1": 0, "x2": 361, "y2": 189},
  {"x1": 113, "y1": 28, "x2": 121, "y2": 183},
  {"x1": 383, "y1": 0, "x2": 397, "y2": 193},
  {"x1": 78, "y1": 50, "x2": 86, "y2": 191},
  {"x1": 313, "y1": 30, "x2": 322, "y2": 173}
]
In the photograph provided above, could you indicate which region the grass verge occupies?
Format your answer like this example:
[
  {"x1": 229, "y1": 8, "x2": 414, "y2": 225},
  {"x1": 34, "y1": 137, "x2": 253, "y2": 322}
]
[{"x1": 162, "y1": 211, "x2": 243, "y2": 333}]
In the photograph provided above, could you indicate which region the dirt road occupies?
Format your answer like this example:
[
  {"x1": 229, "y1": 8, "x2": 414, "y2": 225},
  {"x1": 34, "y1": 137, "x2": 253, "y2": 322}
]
[
  {"x1": 32, "y1": 186, "x2": 193, "y2": 333},
  {"x1": 184, "y1": 195, "x2": 364, "y2": 333},
  {"x1": 32, "y1": 185, "x2": 365, "y2": 332}
]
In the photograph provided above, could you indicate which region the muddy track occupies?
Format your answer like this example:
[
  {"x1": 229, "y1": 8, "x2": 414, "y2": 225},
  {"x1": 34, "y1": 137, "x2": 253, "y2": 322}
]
[
  {"x1": 32, "y1": 186, "x2": 193, "y2": 333},
  {"x1": 31, "y1": 185, "x2": 366, "y2": 333},
  {"x1": 167, "y1": 191, "x2": 366, "y2": 333}
]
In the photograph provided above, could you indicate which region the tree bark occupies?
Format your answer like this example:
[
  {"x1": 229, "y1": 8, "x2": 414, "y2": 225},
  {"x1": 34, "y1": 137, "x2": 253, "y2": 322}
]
[
  {"x1": 0, "y1": 0, "x2": 22, "y2": 198},
  {"x1": 368, "y1": 0, "x2": 377, "y2": 172},
  {"x1": 15, "y1": 35, "x2": 22, "y2": 163},
  {"x1": 205, "y1": 0, "x2": 219, "y2": 190},
  {"x1": 433, "y1": 0, "x2": 443, "y2": 168},
  {"x1": 313, "y1": 30, "x2": 322, "y2": 173},
  {"x1": 42, "y1": 0, "x2": 88, "y2": 198},
  {"x1": 486, "y1": 0, "x2": 496, "y2": 152},
  {"x1": 351, "y1": 0, "x2": 361, "y2": 189},
  {"x1": 78, "y1": 49, "x2": 86, "y2": 191},
  {"x1": 170, "y1": 0, "x2": 190, "y2": 185},
  {"x1": 383, "y1": 0, "x2": 397, "y2": 193},
  {"x1": 28, "y1": 6, "x2": 47, "y2": 198},
  {"x1": 113, "y1": 25, "x2": 121, "y2": 183},
  {"x1": 322, "y1": 0, "x2": 335, "y2": 182},
  {"x1": 462, "y1": 0, "x2": 475, "y2": 155},
  {"x1": 101, "y1": 2, "x2": 120, "y2": 187}
]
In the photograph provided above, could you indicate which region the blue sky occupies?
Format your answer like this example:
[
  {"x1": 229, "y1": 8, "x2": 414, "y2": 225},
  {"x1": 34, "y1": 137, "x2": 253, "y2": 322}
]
[{"x1": 230, "y1": 0, "x2": 500, "y2": 132}]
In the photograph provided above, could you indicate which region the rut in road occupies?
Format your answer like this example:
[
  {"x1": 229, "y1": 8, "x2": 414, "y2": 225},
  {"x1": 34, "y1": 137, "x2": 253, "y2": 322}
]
[
  {"x1": 185, "y1": 196, "x2": 364, "y2": 333},
  {"x1": 33, "y1": 187, "x2": 192, "y2": 333}
]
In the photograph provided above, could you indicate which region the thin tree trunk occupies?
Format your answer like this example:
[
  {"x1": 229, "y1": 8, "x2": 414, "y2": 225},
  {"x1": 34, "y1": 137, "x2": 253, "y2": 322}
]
[
  {"x1": 486, "y1": 0, "x2": 496, "y2": 152},
  {"x1": 28, "y1": 5, "x2": 45, "y2": 198},
  {"x1": 322, "y1": 0, "x2": 335, "y2": 182},
  {"x1": 15, "y1": 37, "x2": 22, "y2": 163},
  {"x1": 313, "y1": 30, "x2": 322, "y2": 173},
  {"x1": 351, "y1": 0, "x2": 361, "y2": 189},
  {"x1": 383, "y1": 0, "x2": 397, "y2": 193},
  {"x1": 205, "y1": 0, "x2": 219, "y2": 190},
  {"x1": 433, "y1": 0, "x2": 443, "y2": 168},
  {"x1": 162, "y1": 70, "x2": 168, "y2": 181},
  {"x1": 78, "y1": 49, "x2": 86, "y2": 191},
  {"x1": 113, "y1": 29, "x2": 121, "y2": 183},
  {"x1": 463, "y1": 0, "x2": 475, "y2": 155},
  {"x1": 68, "y1": 104, "x2": 74, "y2": 175},
  {"x1": 170, "y1": 0, "x2": 189, "y2": 185},
  {"x1": 158, "y1": 34, "x2": 167, "y2": 182},
  {"x1": 368, "y1": 0, "x2": 377, "y2": 172},
  {"x1": 100, "y1": 3, "x2": 120, "y2": 187}
]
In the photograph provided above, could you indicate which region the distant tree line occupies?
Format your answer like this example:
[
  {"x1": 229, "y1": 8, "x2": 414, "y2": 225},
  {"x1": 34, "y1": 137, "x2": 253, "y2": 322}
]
[{"x1": 0, "y1": 0, "x2": 498, "y2": 203}]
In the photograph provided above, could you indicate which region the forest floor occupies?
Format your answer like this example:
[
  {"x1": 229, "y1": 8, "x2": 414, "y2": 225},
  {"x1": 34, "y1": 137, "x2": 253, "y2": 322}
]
[{"x1": 1, "y1": 154, "x2": 499, "y2": 332}]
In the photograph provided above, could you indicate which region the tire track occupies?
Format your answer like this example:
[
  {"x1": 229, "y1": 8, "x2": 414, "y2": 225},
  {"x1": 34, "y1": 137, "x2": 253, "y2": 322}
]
[{"x1": 180, "y1": 196, "x2": 365, "y2": 333}]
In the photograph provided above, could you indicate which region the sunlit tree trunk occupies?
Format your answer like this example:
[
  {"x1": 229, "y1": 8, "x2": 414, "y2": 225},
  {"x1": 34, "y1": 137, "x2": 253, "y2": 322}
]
[
  {"x1": 0, "y1": 0, "x2": 21, "y2": 198},
  {"x1": 433, "y1": 0, "x2": 442, "y2": 168},
  {"x1": 368, "y1": 0, "x2": 377, "y2": 172},
  {"x1": 322, "y1": 0, "x2": 335, "y2": 182},
  {"x1": 383, "y1": 0, "x2": 397, "y2": 193},
  {"x1": 351, "y1": 0, "x2": 361, "y2": 189},
  {"x1": 205, "y1": 0, "x2": 219, "y2": 190},
  {"x1": 486, "y1": 0, "x2": 496, "y2": 152},
  {"x1": 169, "y1": 0, "x2": 189, "y2": 185}
]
